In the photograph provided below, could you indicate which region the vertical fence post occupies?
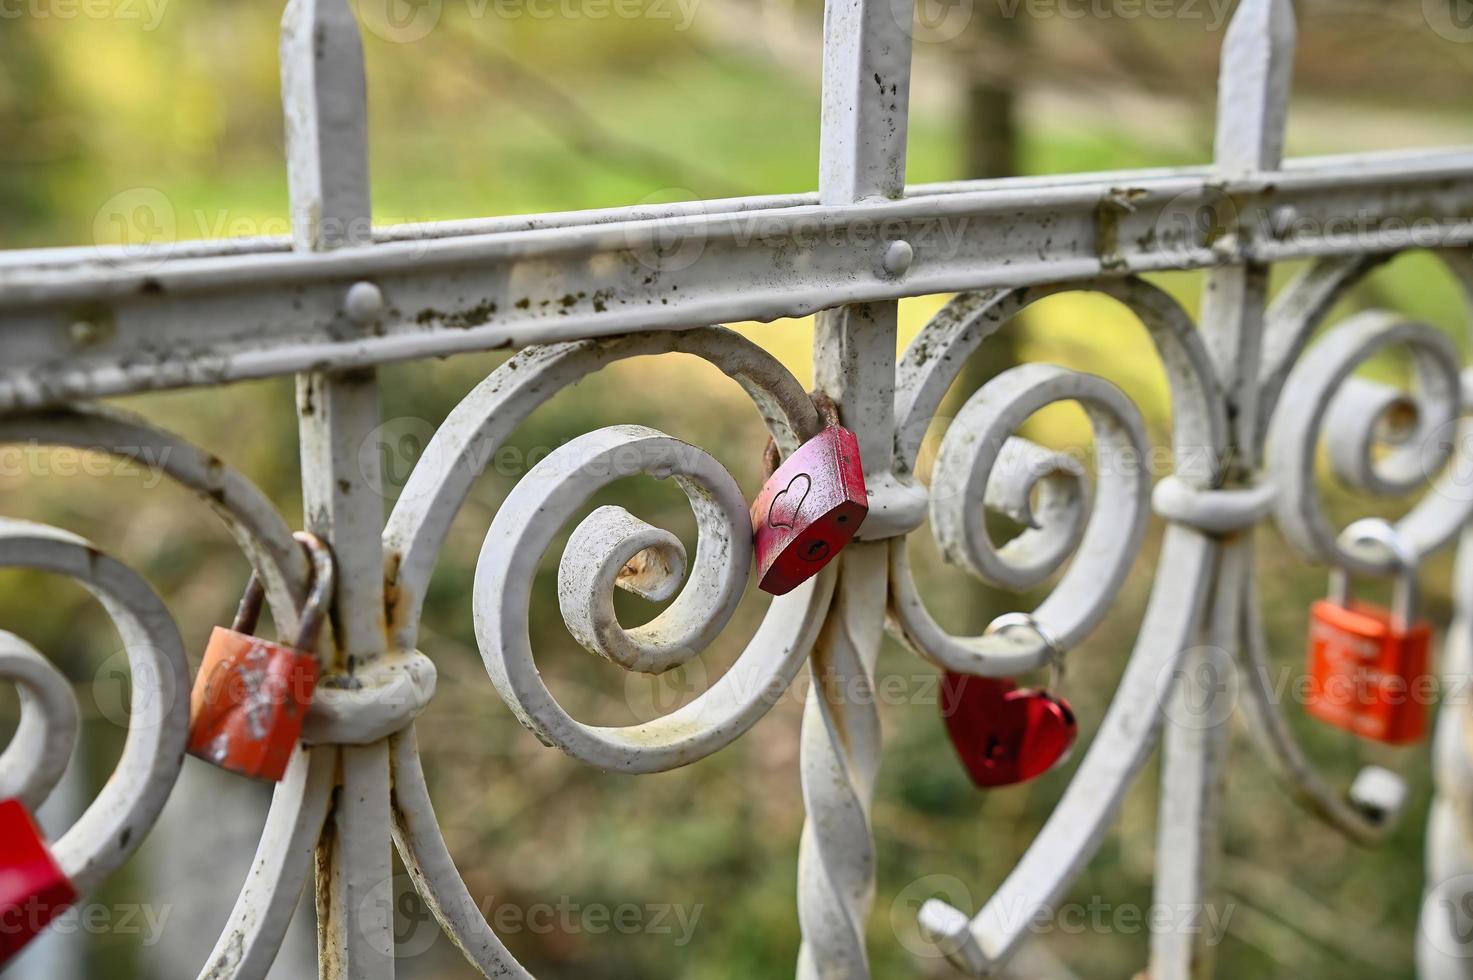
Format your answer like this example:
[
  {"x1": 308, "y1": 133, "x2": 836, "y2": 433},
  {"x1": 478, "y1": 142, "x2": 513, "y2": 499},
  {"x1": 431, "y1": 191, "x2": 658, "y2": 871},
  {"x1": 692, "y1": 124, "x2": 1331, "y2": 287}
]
[
  {"x1": 281, "y1": 1, "x2": 396, "y2": 976},
  {"x1": 1419, "y1": 522, "x2": 1473, "y2": 977},
  {"x1": 797, "y1": 0, "x2": 913, "y2": 976},
  {"x1": 1150, "y1": 2, "x2": 1294, "y2": 979}
]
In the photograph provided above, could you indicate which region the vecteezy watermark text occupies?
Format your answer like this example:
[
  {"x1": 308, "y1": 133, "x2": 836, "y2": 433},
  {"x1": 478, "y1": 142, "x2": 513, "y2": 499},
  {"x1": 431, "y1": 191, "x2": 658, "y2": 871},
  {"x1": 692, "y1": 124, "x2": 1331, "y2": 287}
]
[
  {"x1": 0, "y1": 0, "x2": 169, "y2": 30},
  {"x1": 989, "y1": 0, "x2": 1231, "y2": 30},
  {"x1": 356, "y1": 0, "x2": 700, "y2": 43},
  {"x1": 0, "y1": 900, "x2": 172, "y2": 947},
  {"x1": 0, "y1": 442, "x2": 173, "y2": 489}
]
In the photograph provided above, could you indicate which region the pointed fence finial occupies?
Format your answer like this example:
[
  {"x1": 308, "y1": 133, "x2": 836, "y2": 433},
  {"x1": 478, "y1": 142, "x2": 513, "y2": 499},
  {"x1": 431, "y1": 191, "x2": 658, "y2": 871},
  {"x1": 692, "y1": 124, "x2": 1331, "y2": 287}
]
[
  {"x1": 281, "y1": 0, "x2": 372, "y2": 252},
  {"x1": 1214, "y1": 0, "x2": 1296, "y2": 172}
]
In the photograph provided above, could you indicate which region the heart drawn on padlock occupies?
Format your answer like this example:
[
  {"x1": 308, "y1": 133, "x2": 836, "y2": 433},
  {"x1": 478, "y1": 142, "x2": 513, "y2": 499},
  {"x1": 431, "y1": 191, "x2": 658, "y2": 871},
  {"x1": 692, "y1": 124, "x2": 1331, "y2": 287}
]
[
  {"x1": 767, "y1": 472, "x2": 812, "y2": 531},
  {"x1": 940, "y1": 670, "x2": 1078, "y2": 788}
]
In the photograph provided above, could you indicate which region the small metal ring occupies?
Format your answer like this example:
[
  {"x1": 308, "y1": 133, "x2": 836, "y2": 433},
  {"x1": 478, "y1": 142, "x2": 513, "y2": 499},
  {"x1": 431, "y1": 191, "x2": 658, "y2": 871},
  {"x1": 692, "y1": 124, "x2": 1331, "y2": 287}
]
[
  {"x1": 984, "y1": 612, "x2": 1067, "y2": 691},
  {"x1": 1337, "y1": 517, "x2": 1417, "y2": 573}
]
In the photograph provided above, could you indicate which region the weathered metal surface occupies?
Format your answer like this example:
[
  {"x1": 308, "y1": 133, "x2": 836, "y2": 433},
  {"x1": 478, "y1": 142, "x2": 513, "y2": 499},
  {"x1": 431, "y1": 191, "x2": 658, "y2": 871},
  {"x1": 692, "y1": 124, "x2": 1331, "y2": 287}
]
[
  {"x1": 794, "y1": 0, "x2": 913, "y2": 973},
  {"x1": 3, "y1": 150, "x2": 1473, "y2": 411},
  {"x1": 919, "y1": 525, "x2": 1219, "y2": 973},
  {"x1": 1418, "y1": 525, "x2": 1473, "y2": 978},
  {"x1": 0, "y1": 520, "x2": 189, "y2": 894},
  {"x1": 281, "y1": 0, "x2": 396, "y2": 976},
  {"x1": 4, "y1": 0, "x2": 1473, "y2": 973},
  {"x1": 1152, "y1": 5, "x2": 1294, "y2": 977},
  {"x1": 0, "y1": 632, "x2": 79, "y2": 813},
  {"x1": 474, "y1": 424, "x2": 835, "y2": 772}
]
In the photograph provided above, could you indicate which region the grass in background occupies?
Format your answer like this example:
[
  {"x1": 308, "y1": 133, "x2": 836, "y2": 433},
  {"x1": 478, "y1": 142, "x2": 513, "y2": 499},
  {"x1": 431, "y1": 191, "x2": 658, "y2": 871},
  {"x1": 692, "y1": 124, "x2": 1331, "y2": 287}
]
[{"x1": 2, "y1": 6, "x2": 1470, "y2": 977}]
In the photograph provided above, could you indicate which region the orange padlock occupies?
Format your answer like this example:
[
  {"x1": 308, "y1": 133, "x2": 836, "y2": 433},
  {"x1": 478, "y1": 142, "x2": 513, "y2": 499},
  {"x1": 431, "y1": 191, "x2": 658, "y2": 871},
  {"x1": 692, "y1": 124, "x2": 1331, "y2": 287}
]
[
  {"x1": 187, "y1": 532, "x2": 334, "y2": 781},
  {"x1": 1306, "y1": 521, "x2": 1433, "y2": 745}
]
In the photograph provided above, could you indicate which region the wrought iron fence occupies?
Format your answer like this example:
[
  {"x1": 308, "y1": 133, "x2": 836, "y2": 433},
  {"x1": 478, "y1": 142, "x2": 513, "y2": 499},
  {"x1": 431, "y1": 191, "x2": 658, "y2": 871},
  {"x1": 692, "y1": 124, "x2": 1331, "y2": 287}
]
[{"x1": 2, "y1": 0, "x2": 1473, "y2": 976}]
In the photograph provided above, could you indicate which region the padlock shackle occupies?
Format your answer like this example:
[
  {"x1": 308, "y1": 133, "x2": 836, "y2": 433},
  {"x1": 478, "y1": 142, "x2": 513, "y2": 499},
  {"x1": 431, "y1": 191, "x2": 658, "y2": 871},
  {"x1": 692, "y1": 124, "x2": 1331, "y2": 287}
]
[
  {"x1": 812, "y1": 390, "x2": 841, "y2": 430},
  {"x1": 225, "y1": 532, "x2": 335, "y2": 657},
  {"x1": 230, "y1": 576, "x2": 267, "y2": 635},
  {"x1": 984, "y1": 612, "x2": 1067, "y2": 693},
  {"x1": 292, "y1": 531, "x2": 335, "y2": 654},
  {"x1": 760, "y1": 390, "x2": 845, "y2": 480},
  {"x1": 1327, "y1": 518, "x2": 1419, "y2": 633}
]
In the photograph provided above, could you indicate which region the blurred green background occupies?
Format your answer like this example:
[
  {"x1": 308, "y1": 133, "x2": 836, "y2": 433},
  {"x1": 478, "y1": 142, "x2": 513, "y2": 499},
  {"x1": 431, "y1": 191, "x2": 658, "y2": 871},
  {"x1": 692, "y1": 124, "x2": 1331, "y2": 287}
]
[{"x1": 2, "y1": 0, "x2": 1473, "y2": 977}]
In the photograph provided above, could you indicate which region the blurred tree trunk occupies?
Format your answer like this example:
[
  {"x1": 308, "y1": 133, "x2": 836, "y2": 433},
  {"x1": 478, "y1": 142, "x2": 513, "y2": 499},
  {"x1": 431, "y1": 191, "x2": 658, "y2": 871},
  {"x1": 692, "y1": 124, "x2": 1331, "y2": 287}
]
[
  {"x1": 961, "y1": 6, "x2": 1023, "y2": 181},
  {"x1": 0, "y1": 20, "x2": 58, "y2": 241},
  {"x1": 945, "y1": 7, "x2": 1026, "y2": 633}
]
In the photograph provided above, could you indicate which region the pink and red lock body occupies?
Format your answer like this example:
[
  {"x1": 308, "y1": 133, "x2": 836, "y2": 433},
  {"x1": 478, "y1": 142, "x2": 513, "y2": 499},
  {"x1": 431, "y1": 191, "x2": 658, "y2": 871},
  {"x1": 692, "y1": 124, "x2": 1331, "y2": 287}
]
[
  {"x1": 0, "y1": 798, "x2": 75, "y2": 965},
  {"x1": 751, "y1": 423, "x2": 868, "y2": 595}
]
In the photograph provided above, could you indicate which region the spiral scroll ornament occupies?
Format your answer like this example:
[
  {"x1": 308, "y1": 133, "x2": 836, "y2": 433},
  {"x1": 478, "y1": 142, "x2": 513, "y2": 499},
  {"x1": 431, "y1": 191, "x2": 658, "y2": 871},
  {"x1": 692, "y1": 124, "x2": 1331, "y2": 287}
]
[
  {"x1": 0, "y1": 407, "x2": 341, "y2": 979},
  {"x1": 1268, "y1": 309, "x2": 1468, "y2": 573},
  {"x1": 0, "y1": 520, "x2": 190, "y2": 895},
  {"x1": 887, "y1": 279, "x2": 1225, "y2": 678},
  {"x1": 473, "y1": 423, "x2": 835, "y2": 772},
  {"x1": 1244, "y1": 251, "x2": 1473, "y2": 845},
  {"x1": 889, "y1": 362, "x2": 1152, "y2": 676},
  {"x1": 885, "y1": 280, "x2": 1229, "y2": 975},
  {"x1": 377, "y1": 328, "x2": 838, "y2": 971}
]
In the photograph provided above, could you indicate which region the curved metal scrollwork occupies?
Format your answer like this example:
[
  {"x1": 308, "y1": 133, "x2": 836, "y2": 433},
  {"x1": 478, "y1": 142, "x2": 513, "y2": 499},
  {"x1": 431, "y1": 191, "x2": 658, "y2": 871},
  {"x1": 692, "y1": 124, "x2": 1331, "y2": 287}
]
[
  {"x1": 887, "y1": 278, "x2": 1225, "y2": 672},
  {"x1": 378, "y1": 326, "x2": 837, "y2": 975},
  {"x1": 8, "y1": 0, "x2": 1473, "y2": 974},
  {"x1": 474, "y1": 422, "x2": 834, "y2": 771},
  {"x1": 0, "y1": 630, "x2": 79, "y2": 813},
  {"x1": 1268, "y1": 310, "x2": 1466, "y2": 572},
  {"x1": 0, "y1": 407, "x2": 337, "y2": 980},
  {"x1": 890, "y1": 361, "x2": 1152, "y2": 676},
  {"x1": 1239, "y1": 249, "x2": 1473, "y2": 845},
  {"x1": 5, "y1": 252, "x2": 1470, "y2": 978},
  {"x1": 876, "y1": 277, "x2": 1228, "y2": 973},
  {"x1": 0, "y1": 519, "x2": 189, "y2": 895}
]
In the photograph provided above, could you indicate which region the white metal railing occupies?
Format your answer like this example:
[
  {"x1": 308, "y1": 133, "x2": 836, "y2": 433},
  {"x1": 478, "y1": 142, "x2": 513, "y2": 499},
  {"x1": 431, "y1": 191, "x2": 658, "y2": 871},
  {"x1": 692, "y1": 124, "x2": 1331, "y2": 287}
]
[{"x1": 3, "y1": 0, "x2": 1473, "y2": 977}]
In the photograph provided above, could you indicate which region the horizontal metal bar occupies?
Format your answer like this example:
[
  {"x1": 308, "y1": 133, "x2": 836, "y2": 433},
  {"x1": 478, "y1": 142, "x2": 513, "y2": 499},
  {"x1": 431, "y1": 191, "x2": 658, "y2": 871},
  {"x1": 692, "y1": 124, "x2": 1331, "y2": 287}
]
[
  {"x1": 1, "y1": 147, "x2": 1450, "y2": 273},
  {"x1": 1, "y1": 148, "x2": 1471, "y2": 410}
]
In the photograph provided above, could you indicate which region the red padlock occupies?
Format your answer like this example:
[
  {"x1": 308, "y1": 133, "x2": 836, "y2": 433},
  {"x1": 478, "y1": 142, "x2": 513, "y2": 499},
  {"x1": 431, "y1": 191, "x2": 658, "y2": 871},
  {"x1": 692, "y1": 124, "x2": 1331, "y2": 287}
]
[
  {"x1": 751, "y1": 393, "x2": 868, "y2": 595},
  {"x1": 187, "y1": 532, "x2": 334, "y2": 781},
  {"x1": 0, "y1": 798, "x2": 77, "y2": 966},
  {"x1": 939, "y1": 615, "x2": 1077, "y2": 788},
  {"x1": 1306, "y1": 522, "x2": 1432, "y2": 745}
]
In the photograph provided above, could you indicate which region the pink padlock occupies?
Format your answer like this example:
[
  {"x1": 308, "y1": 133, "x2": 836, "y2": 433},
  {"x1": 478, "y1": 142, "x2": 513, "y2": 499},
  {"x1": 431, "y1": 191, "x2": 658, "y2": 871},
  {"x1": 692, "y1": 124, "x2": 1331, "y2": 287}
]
[
  {"x1": 0, "y1": 798, "x2": 76, "y2": 966},
  {"x1": 751, "y1": 393, "x2": 868, "y2": 595}
]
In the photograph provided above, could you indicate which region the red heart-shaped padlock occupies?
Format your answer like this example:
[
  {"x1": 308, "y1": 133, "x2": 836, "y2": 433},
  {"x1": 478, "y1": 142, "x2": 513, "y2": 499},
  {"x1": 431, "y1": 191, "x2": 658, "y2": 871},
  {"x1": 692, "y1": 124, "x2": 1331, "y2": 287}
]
[
  {"x1": 940, "y1": 671, "x2": 1077, "y2": 788},
  {"x1": 0, "y1": 798, "x2": 77, "y2": 966}
]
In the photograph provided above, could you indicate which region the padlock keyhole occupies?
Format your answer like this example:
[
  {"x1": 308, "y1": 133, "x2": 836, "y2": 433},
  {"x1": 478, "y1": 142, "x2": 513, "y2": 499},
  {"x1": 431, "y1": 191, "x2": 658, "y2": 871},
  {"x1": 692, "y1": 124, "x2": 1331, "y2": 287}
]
[{"x1": 982, "y1": 735, "x2": 1006, "y2": 768}]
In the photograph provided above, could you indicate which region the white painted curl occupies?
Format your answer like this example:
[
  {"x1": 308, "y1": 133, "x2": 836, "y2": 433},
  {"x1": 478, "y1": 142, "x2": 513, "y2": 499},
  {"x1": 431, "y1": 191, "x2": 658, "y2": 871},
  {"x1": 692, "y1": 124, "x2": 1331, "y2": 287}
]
[
  {"x1": 474, "y1": 424, "x2": 833, "y2": 772},
  {"x1": 1267, "y1": 309, "x2": 1467, "y2": 573},
  {"x1": 0, "y1": 405, "x2": 332, "y2": 979},
  {"x1": 0, "y1": 630, "x2": 80, "y2": 813},
  {"x1": 0, "y1": 519, "x2": 189, "y2": 895},
  {"x1": 891, "y1": 364, "x2": 1151, "y2": 675},
  {"x1": 887, "y1": 278, "x2": 1223, "y2": 677}
]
